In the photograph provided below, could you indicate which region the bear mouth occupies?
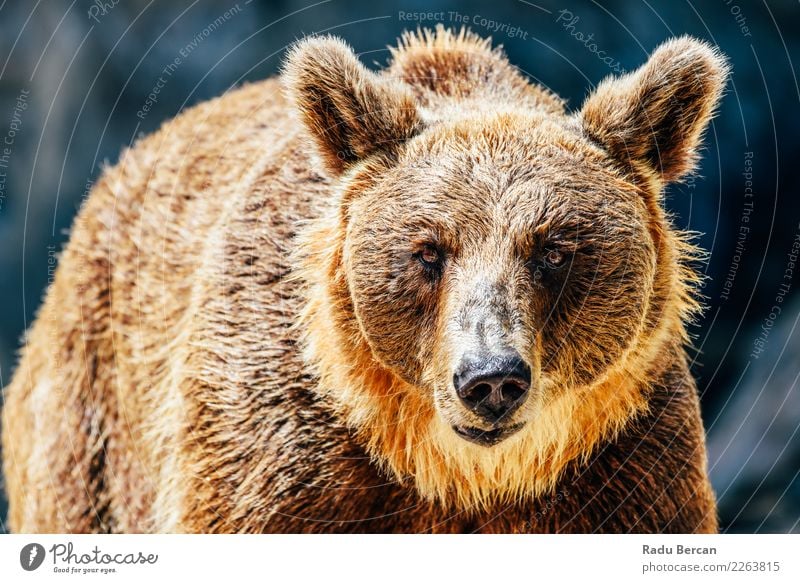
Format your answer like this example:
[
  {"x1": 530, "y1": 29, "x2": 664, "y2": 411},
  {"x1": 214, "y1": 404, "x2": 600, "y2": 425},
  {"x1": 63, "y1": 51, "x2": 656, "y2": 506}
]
[{"x1": 452, "y1": 423, "x2": 524, "y2": 446}]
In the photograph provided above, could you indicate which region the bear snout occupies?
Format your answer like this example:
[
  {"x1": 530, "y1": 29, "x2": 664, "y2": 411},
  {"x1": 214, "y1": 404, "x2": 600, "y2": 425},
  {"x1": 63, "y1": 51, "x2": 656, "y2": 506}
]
[{"x1": 452, "y1": 350, "x2": 531, "y2": 427}]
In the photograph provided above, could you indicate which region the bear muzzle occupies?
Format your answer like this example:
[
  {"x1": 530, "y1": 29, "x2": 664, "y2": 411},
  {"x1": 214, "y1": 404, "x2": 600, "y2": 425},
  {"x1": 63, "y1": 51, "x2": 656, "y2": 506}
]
[{"x1": 451, "y1": 350, "x2": 531, "y2": 446}]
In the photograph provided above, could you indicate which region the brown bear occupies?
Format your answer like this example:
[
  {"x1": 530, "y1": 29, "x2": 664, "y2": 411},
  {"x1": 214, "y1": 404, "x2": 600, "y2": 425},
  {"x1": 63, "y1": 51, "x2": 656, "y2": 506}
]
[{"x1": 2, "y1": 26, "x2": 727, "y2": 533}]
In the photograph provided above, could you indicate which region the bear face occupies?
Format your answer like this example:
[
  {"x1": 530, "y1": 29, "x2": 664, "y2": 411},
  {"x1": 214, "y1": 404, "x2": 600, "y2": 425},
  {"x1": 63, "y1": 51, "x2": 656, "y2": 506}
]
[
  {"x1": 342, "y1": 115, "x2": 654, "y2": 445},
  {"x1": 285, "y1": 28, "x2": 727, "y2": 506}
]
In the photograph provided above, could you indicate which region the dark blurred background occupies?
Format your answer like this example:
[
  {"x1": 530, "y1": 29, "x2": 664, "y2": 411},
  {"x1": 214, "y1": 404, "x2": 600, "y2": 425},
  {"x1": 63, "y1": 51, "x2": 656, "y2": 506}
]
[{"x1": 0, "y1": 0, "x2": 798, "y2": 533}]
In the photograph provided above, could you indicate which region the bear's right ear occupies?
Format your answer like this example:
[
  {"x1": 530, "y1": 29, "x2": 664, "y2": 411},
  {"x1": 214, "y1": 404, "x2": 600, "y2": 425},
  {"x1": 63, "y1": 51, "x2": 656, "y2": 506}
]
[{"x1": 283, "y1": 36, "x2": 421, "y2": 175}]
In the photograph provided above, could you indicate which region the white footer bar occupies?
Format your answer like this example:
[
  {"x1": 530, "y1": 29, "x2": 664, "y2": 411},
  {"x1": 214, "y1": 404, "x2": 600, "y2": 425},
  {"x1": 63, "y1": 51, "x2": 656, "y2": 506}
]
[{"x1": 1, "y1": 534, "x2": 796, "y2": 582}]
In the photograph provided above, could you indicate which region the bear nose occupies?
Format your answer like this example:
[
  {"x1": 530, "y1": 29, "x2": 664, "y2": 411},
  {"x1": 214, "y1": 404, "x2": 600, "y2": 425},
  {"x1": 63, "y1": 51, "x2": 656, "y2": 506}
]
[{"x1": 453, "y1": 351, "x2": 531, "y2": 424}]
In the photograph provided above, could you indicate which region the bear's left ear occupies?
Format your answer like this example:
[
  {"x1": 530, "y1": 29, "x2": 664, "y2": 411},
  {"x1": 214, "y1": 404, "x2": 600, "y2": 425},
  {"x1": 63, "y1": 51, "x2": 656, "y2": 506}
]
[
  {"x1": 581, "y1": 37, "x2": 728, "y2": 184},
  {"x1": 283, "y1": 36, "x2": 421, "y2": 175}
]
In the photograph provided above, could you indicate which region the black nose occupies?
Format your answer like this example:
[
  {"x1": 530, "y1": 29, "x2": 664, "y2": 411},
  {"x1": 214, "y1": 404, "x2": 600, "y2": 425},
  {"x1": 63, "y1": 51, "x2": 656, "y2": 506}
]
[{"x1": 453, "y1": 351, "x2": 531, "y2": 423}]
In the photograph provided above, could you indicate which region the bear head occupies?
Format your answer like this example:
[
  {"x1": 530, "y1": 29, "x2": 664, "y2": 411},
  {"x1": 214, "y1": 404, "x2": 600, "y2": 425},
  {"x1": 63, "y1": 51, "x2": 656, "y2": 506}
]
[{"x1": 285, "y1": 27, "x2": 727, "y2": 508}]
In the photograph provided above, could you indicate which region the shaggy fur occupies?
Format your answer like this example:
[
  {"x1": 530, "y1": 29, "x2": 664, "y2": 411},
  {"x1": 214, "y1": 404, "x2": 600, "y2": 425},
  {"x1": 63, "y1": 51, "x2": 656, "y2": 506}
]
[{"x1": 2, "y1": 27, "x2": 727, "y2": 533}]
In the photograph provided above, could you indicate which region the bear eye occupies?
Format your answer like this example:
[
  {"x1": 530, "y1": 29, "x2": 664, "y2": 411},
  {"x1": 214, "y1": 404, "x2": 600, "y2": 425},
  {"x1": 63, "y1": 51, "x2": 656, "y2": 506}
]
[
  {"x1": 543, "y1": 248, "x2": 567, "y2": 268},
  {"x1": 414, "y1": 244, "x2": 443, "y2": 271}
]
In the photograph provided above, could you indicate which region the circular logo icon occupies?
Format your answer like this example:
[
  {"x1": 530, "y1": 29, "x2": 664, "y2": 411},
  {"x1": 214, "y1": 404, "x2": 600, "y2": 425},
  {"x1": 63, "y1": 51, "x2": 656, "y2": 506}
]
[{"x1": 20, "y1": 543, "x2": 46, "y2": 571}]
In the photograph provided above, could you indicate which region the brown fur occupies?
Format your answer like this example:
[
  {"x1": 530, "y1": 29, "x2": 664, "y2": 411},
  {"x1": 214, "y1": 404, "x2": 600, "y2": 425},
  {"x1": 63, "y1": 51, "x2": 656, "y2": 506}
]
[{"x1": 2, "y1": 27, "x2": 726, "y2": 533}]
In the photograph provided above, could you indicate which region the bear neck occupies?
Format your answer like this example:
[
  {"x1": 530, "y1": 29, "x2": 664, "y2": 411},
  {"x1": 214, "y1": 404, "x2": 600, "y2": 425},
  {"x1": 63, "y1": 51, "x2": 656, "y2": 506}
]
[{"x1": 295, "y1": 181, "x2": 697, "y2": 512}]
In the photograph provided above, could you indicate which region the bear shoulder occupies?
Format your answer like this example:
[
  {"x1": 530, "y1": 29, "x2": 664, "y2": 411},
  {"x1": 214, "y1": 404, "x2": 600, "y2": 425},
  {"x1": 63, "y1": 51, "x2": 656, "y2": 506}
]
[{"x1": 386, "y1": 25, "x2": 564, "y2": 114}]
